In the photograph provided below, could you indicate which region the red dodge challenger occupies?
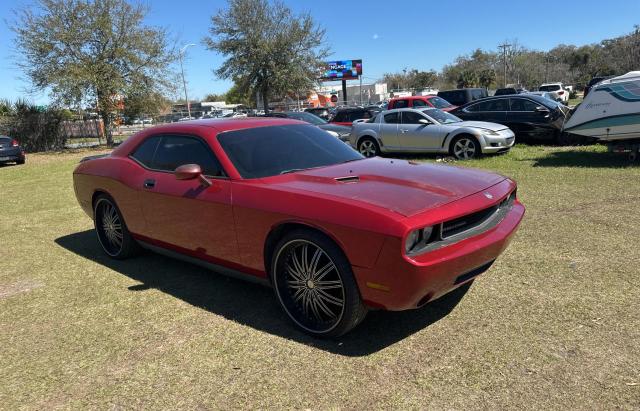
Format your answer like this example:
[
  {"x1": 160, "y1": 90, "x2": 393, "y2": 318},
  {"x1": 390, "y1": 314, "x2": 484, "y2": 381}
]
[{"x1": 73, "y1": 118, "x2": 524, "y2": 337}]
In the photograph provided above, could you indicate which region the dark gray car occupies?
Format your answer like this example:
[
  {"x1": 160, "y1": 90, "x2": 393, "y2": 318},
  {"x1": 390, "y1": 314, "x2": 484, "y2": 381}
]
[
  {"x1": 268, "y1": 111, "x2": 352, "y2": 142},
  {"x1": 0, "y1": 136, "x2": 25, "y2": 165}
]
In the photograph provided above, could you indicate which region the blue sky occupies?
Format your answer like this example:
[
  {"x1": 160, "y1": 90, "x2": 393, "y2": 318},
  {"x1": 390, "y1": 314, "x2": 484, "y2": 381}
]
[{"x1": 1, "y1": 0, "x2": 639, "y2": 103}]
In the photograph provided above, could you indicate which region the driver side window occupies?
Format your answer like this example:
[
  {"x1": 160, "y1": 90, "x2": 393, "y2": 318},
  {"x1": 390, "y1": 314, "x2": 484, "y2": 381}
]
[
  {"x1": 401, "y1": 111, "x2": 428, "y2": 124},
  {"x1": 134, "y1": 135, "x2": 224, "y2": 177}
]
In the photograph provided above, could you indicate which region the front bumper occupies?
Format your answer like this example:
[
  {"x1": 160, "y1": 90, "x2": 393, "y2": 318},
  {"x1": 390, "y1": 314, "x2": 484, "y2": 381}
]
[
  {"x1": 480, "y1": 130, "x2": 516, "y2": 153},
  {"x1": 354, "y1": 184, "x2": 525, "y2": 311}
]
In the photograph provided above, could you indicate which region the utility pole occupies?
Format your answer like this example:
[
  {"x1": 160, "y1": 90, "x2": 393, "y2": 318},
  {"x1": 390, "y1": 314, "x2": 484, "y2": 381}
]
[
  {"x1": 498, "y1": 42, "x2": 511, "y2": 87},
  {"x1": 179, "y1": 44, "x2": 195, "y2": 118}
]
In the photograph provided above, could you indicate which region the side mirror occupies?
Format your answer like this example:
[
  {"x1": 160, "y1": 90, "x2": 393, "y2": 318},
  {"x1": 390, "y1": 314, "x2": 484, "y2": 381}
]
[
  {"x1": 175, "y1": 164, "x2": 213, "y2": 187},
  {"x1": 175, "y1": 164, "x2": 202, "y2": 180},
  {"x1": 535, "y1": 106, "x2": 550, "y2": 113},
  {"x1": 419, "y1": 118, "x2": 431, "y2": 125}
]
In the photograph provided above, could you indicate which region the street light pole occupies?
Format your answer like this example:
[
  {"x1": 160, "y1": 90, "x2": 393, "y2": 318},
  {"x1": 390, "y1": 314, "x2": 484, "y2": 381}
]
[{"x1": 179, "y1": 44, "x2": 195, "y2": 118}]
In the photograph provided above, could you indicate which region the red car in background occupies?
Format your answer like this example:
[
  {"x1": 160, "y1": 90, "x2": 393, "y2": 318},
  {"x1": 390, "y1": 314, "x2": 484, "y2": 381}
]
[
  {"x1": 73, "y1": 118, "x2": 524, "y2": 337},
  {"x1": 388, "y1": 95, "x2": 457, "y2": 112}
]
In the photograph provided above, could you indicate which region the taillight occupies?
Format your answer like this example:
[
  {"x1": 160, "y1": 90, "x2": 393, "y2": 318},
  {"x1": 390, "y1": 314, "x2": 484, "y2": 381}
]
[
  {"x1": 558, "y1": 91, "x2": 564, "y2": 95},
  {"x1": 11, "y1": 139, "x2": 19, "y2": 147}
]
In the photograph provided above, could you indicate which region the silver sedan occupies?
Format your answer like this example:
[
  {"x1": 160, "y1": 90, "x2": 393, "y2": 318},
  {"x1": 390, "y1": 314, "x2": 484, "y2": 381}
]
[{"x1": 349, "y1": 108, "x2": 515, "y2": 160}]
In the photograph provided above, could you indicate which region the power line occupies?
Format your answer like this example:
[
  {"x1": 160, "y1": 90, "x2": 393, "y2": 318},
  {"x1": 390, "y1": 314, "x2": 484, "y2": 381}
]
[{"x1": 498, "y1": 42, "x2": 512, "y2": 87}]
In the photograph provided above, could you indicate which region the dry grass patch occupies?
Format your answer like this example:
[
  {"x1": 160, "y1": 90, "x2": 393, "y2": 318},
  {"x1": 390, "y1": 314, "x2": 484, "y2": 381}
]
[{"x1": 0, "y1": 145, "x2": 639, "y2": 409}]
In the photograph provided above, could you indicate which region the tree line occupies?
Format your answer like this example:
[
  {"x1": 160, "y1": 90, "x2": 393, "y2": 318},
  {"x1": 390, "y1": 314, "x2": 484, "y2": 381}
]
[
  {"x1": 383, "y1": 26, "x2": 639, "y2": 92},
  {"x1": 8, "y1": 0, "x2": 639, "y2": 148},
  {"x1": 11, "y1": 0, "x2": 327, "y2": 146}
]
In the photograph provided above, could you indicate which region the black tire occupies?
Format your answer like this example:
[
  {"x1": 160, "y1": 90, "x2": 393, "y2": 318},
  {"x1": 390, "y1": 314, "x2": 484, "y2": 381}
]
[
  {"x1": 357, "y1": 137, "x2": 380, "y2": 158},
  {"x1": 16, "y1": 158, "x2": 25, "y2": 165},
  {"x1": 271, "y1": 229, "x2": 367, "y2": 338},
  {"x1": 93, "y1": 194, "x2": 141, "y2": 259},
  {"x1": 556, "y1": 131, "x2": 583, "y2": 146},
  {"x1": 450, "y1": 135, "x2": 481, "y2": 160}
]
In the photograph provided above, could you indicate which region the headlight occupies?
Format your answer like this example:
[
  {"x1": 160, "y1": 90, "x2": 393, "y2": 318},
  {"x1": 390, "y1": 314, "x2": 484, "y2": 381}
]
[
  {"x1": 404, "y1": 226, "x2": 434, "y2": 254},
  {"x1": 484, "y1": 129, "x2": 499, "y2": 136}
]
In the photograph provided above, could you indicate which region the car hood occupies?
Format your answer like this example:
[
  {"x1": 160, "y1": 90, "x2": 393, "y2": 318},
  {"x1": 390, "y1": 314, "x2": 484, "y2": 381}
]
[
  {"x1": 450, "y1": 121, "x2": 510, "y2": 132},
  {"x1": 318, "y1": 124, "x2": 351, "y2": 133},
  {"x1": 265, "y1": 157, "x2": 505, "y2": 217}
]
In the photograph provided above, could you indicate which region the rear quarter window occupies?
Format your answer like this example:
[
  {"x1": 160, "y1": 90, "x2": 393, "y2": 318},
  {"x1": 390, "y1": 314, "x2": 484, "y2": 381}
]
[{"x1": 130, "y1": 136, "x2": 161, "y2": 167}]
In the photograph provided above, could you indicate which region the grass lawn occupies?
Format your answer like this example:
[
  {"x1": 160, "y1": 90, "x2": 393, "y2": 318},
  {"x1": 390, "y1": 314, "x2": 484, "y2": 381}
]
[
  {"x1": 568, "y1": 97, "x2": 583, "y2": 106},
  {"x1": 1, "y1": 145, "x2": 639, "y2": 409}
]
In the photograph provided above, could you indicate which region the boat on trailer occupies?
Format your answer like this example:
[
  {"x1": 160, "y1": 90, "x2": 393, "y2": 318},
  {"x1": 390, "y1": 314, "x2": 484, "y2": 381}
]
[{"x1": 563, "y1": 71, "x2": 640, "y2": 142}]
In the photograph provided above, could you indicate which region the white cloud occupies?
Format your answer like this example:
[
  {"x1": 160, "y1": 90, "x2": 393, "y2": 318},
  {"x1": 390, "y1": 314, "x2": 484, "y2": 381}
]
[{"x1": 372, "y1": 34, "x2": 380, "y2": 40}]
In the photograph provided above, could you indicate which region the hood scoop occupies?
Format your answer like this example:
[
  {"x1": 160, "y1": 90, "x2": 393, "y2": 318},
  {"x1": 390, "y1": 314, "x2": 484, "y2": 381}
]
[{"x1": 334, "y1": 175, "x2": 360, "y2": 183}]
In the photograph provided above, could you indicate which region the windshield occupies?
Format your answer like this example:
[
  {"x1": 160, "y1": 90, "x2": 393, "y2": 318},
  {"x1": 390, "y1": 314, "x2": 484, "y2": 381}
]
[
  {"x1": 428, "y1": 96, "x2": 453, "y2": 109},
  {"x1": 217, "y1": 124, "x2": 363, "y2": 179},
  {"x1": 540, "y1": 85, "x2": 561, "y2": 92},
  {"x1": 286, "y1": 111, "x2": 327, "y2": 125},
  {"x1": 422, "y1": 109, "x2": 462, "y2": 124}
]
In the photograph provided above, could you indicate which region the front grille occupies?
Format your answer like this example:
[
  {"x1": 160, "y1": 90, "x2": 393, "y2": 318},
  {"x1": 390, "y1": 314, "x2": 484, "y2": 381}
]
[
  {"x1": 405, "y1": 191, "x2": 516, "y2": 256},
  {"x1": 441, "y1": 192, "x2": 515, "y2": 240},
  {"x1": 442, "y1": 205, "x2": 499, "y2": 239},
  {"x1": 454, "y1": 260, "x2": 495, "y2": 285}
]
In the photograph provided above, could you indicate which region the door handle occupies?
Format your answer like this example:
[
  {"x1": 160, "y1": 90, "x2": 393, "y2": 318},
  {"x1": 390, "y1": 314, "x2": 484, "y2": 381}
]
[
  {"x1": 143, "y1": 179, "x2": 156, "y2": 189},
  {"x1": 400, "y1": 129, "x2": 409, "y2": 133}
]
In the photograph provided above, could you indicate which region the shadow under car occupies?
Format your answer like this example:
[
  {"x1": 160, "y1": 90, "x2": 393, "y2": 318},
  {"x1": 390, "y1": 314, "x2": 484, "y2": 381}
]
[{"x1": 55, "y1": 230, "x2": 472, "y2": 357}]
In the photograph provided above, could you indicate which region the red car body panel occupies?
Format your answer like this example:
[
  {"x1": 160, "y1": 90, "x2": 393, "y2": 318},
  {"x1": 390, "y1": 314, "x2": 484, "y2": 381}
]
[
  {"x1": 73, "y1": 118, "x2": 524, "y2": 311},
  {"x1": 388, "y1": 95, "x2": 458, "y2": 112}
]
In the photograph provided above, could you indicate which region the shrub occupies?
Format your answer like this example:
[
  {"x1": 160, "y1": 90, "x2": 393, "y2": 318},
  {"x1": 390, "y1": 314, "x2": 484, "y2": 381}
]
[{"x1": 0, "y1": 100, "x2": 69, "y2": 152}]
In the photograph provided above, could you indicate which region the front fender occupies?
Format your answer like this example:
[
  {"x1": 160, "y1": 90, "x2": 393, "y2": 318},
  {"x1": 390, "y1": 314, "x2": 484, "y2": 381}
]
[
  {"x1": 443, "y1": 128, "x2": 485, "y2": 149},
  {"x1": 351, "y1": 126, "x2": 380, "y2": 147}
]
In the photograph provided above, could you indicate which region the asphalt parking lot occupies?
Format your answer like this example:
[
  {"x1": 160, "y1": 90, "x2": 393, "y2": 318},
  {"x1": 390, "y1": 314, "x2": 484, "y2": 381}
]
[{"x1": 0, "y1": 145, "x2": 638, "y2": 409}]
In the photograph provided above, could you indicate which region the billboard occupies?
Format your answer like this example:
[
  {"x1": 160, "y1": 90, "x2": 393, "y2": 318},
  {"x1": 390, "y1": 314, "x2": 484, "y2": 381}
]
[{"x1": 321, "y1": 59, "x2": 362, "y2": 81}]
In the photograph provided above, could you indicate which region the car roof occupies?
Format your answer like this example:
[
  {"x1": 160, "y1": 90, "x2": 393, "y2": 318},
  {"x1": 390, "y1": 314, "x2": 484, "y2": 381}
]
[
  {"x1": 111, "y1": 117, "x2": 306, "y2": 157},
  {"x1": 335, "y1": 107, "x2": 373, "y2": 112},
  {"x1": 389, "y1": 95, "x2": 435, "y2": 101},
  {"x1": 458, "y1": 94, "x2": 551, "y2": 107}
]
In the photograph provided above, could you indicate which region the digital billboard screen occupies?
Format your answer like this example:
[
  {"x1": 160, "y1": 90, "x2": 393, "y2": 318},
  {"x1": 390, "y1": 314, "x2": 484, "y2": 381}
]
[{"x1": 321, "y1": 59, "x2": 362, "y2": 81}]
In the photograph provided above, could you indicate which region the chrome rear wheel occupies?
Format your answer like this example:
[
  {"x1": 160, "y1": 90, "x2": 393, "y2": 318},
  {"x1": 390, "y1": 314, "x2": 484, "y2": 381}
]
[{"x1": 93, "y1": 195, "x2": 140, "y2": 259}]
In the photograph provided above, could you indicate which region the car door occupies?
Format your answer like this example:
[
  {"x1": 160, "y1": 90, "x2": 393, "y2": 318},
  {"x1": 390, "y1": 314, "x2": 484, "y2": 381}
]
[
  {"x1": 132, "y1": 134, "x2": 237, "y2": 262},
  {"x1": 507, "y1": 97, "x2": 550, "y2": 138},
  {"x1": 378, "y1": 111, "x2": 400, "y2": 148},
  {"x1": 461, "y1": 98, "x2": 507, "y2": 123},
  {"x1": 478, "y1": 98, "x2": 508, "y2": 124},
  {"x1": 398, "y1": 111, "x2": 443, "y2": 150}
]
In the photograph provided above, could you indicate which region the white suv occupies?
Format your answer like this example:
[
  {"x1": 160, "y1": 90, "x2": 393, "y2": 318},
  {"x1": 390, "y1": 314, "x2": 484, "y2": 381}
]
[{"x1": 539, "y1": 83, "x2": 569, "y2": 103}]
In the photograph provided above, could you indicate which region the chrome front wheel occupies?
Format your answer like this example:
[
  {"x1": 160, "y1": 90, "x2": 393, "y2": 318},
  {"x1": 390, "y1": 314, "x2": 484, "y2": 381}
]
[
  {"x1": 272, "y1": 231, "x2": 367, "y2": 337},
  {"x1": 451, "y1": 136, "x2": 480, "y2": 160}
]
